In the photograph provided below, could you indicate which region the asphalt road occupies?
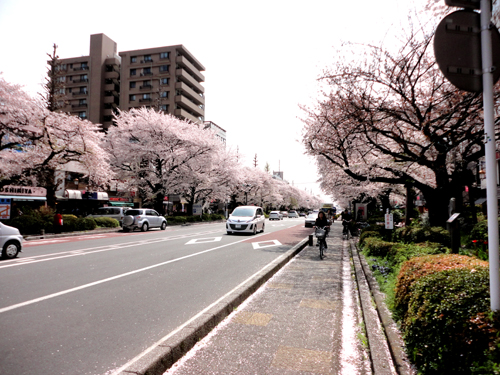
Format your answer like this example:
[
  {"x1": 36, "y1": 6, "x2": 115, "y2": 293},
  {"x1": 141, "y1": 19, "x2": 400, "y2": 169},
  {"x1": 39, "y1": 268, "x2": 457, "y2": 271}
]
[{"x1": 0, "y1": 218, "x2": 311, "y2": 375}]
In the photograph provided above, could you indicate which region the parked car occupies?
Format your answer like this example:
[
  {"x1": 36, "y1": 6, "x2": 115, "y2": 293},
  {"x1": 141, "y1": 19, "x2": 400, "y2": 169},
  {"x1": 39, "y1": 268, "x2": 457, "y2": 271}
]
[
  {"x1": 0, "y1": 222, "x2": 23, "y2": 259},
  {"x1": 280, "y1": 211, "x2": 288, "y2": 218},
  {"x1": 122, "y1": 209, "x2": 167, "y2": 232},
  {"x1": 268, "y1": 211, "x2": 283, "y2": 220},
  {"x1": 304, "y1": 212, "x2": 318, "y2": 228},
  {"x1": 226, "y1": 206, "x2": 265, "y2": 235},
  {"x1": 288, "y1": 210, "x2": 299, "y2": 218},
  {"x1": 87, "y1": 206, "x2": 130, "y2": 226}
]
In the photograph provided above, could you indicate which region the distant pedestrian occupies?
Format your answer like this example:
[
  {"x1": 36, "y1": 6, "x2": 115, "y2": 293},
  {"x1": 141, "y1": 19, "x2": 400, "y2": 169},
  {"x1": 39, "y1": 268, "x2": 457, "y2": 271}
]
[{"x1": 54, "y1": 211, "x2": 63, "y2": 234}]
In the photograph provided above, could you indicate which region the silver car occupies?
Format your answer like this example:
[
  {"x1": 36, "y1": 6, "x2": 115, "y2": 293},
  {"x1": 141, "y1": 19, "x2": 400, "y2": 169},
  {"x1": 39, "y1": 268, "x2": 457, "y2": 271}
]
[
  {"x1": 122, "y1": 209, "x2": 167, "y2": 232},
  {"x1": 0, "y1": 222, "x2": 23, "y2": 259},
  {"x1": 304, "y1": 213, "x2": 318, "y2": 228},
  {"x1": 268, "y1": 211, "x2": 283, "y2": 220},
  {"x1": 288, "y1": 210, "x2": 299, "y2": 218},
  {"x1": 226, "y1": 206, "x2": 265, "y2": 235},
  {"x1": 87, "y1": 207, "x2": 130, "y2": 226}
]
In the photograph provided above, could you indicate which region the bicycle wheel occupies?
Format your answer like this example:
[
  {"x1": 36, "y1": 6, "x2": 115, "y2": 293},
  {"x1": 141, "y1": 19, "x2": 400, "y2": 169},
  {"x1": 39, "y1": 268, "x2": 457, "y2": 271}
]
[{"x1": 319, "y1": 240, "x2": 324, "y2": 259}]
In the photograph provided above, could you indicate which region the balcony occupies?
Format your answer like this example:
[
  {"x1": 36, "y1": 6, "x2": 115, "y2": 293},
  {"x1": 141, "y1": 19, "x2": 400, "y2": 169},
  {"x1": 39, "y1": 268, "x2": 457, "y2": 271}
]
[
  {"x1": 104, "y1": 83, "x2": 120, "y2": 93},
  {"x1": 140, "y1": 84, "x2": 153, "y2": 90},
  {"x1": 175, "y1": 95, "x2": 204, "y2": 117},
  {"x1": 73, "y1": 66, "x2": 89, "y2": 71},
  {"x1": 140, "y1": 72, "x2": 153, "y2": 76},
  {"x1": 175, "y1": 69, "x2": 204, "y2": 93},
  {"x1": 72, "y1": 91, "x2": 88, "y2": 97},
  {"x1": 71, "y1": 103, "x2": 88, "y2": 108},
  {"x1": 174, "y1": 108, "x2": 200, "y2": 124},
  {"x1": 176, "y1": 56, "x2": 205, "y2": 82},
  {"x1": 139, "y1": 98, "x2": 152, "y2": 103},
  {"x1": 175, "y1": 82, "x2": 204, "y2": 106},
  {"x1": 104, "y1": 71, "x2": 119, "y2": 80},
  {"x1": 72, "y1": 78, "x2": 89, "y2": 84}
]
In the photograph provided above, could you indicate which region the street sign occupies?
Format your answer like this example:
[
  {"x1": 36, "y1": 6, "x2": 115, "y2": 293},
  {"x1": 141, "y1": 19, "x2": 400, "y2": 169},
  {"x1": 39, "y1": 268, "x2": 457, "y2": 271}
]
[{"x1": 434, "y1": 10, "x2": 500, "y2": 92}]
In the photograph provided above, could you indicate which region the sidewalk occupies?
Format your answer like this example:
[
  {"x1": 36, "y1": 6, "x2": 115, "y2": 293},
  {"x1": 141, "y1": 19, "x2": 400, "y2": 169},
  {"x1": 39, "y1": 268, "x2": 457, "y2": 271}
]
[{"x1": 121, "y1": 222, "x2": 414, "y2": 375}]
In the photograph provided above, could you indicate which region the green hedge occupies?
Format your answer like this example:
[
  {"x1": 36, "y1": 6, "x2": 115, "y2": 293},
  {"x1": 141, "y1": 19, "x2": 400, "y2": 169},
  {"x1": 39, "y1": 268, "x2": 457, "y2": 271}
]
[
  {"x1": 402, "y1": 266, "x2": 492, "y2": 373},
  {"x1": 62, "y1": 215, "x2": 97, "y2": 232},
  {"x1": 93, "y1": 217, "x2": 120, "y2": 228},
  {"x1": 393, "y1": 226, "x2": 450, "y2": 247},
  {"x1": 166, "y1": 214, "x2": 225, "y2": 224}
]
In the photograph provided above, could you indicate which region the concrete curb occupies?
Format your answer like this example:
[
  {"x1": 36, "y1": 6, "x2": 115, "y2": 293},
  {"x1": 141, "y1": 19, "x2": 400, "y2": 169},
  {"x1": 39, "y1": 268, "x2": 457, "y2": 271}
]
[
  {"x1": 352, "y1": 241, "x2": 416, "y2": 375},
  {"x1": 115, "y1": 237, "x2": 310, "y2": 375}
]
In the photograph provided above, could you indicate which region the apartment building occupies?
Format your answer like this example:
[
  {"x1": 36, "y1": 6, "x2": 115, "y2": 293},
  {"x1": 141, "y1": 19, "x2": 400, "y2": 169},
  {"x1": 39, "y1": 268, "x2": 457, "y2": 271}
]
[
  {"x1": 119, "y1": 45, "x2": 205, "y2": 124},
  {"x1": 55, "y1": 33, "x2": 205, "y2": 130}
]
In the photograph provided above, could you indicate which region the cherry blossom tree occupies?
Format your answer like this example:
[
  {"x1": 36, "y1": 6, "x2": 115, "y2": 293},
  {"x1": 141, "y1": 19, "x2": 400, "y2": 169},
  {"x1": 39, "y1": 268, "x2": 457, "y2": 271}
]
[
  {"x1": 0, "y1": 76, "x2": 113, "y2": 206},
  {"x1": 106, "y1": 108, "x2": 223, "y2": 213},
  {"x1": 302, "y1": 23, "x2": 500, "y2": 226}
]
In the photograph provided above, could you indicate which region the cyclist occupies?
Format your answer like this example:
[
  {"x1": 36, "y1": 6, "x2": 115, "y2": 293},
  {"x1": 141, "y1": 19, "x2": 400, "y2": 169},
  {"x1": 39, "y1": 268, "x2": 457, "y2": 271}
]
[
  {"x1": 340, "y1": 209, "x2": 352, "y2": 237},
  {"x1": 314, "y1": 211, "x2": 330, "y2": 249}
]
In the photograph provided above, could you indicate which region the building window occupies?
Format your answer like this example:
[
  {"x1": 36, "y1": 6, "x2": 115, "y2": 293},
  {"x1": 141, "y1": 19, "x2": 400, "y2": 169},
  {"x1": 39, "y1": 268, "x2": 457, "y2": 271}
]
[
  {"x1": 131, "y1": 56, "x2": 137, "y2": 63},
  {"x1": 160, "y1": 105, "x2": 168, "y2": 111},
  {"x1": 79, "y1": 87, "x2": 87, "y2": 94},
  {"x1": 81, "y1": 74, "x2": 88, "y2": 81},
  {"x1": 57, "y1": 76, "x2": 66, "y2": 83},
  {"x1": 78, "y1": 111, "x2": 86, "y2": 119},
  {"x1": 81, "y1": 62, "x2": 88, "y2": 70},
  {"x1": 130, "y1": 82, "x2": 136, "y2": 89},
  {"x1": 142, "y1": 67, "x2": 152, "y2": 76},
  {"x1": 59, "y1": 88, "x2": 65, "y2": 95},
  {"x1": 160, "y1": 91, "x2": 169, "y2": 98},
  {"x1": 129, "y1": 94, "x2": 136, "y2": 102},
  {"x1": 143, "y1": 94, "x2": 151, "y2": 100},
  {"x1": 160, "y1": 65, "x2": 169, "y2": 72},
  {"x1": 161, "y1": 78, "x2": 169, "y2": 85},
  {"x1": 79, "y1": 99, "x2": 87, "y2": 106},
  {"x1": 160, "y1": 52, "x2": 169, "y2": 59},
  {"x1": 143, "y1": 55, "x2": 152, "y2": 62},
  {"x1": 130, "y1": 69, "x2": 136, "y2": 76}
]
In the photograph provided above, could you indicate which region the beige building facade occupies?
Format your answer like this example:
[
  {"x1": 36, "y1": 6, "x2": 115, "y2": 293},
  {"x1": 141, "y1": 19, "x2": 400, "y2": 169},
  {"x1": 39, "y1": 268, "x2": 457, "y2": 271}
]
[{"x1": 55, "y1": 34, "x2": 205, "y2": 130}]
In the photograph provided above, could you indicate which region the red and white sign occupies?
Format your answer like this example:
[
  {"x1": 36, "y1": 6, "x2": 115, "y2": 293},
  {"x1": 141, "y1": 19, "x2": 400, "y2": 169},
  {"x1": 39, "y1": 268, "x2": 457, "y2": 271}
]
[{"x1": 385, "y1": 214, "x2": 394, "y2": 230}]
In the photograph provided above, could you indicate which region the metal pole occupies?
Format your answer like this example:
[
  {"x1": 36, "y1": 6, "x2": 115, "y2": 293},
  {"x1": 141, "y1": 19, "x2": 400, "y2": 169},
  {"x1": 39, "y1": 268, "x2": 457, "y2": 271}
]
[{"x1": 481, "y1": 0, "x2": 500, "y2": 311}]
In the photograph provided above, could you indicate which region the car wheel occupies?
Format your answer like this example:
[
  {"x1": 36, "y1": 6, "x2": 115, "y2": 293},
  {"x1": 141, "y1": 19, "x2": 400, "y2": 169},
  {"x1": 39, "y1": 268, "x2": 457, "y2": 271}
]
[
  {"x1": 253, "y1": 225, "x2": 257, "y2": 235},
  {"x1": 141, "y1": 222, "x2": 149, "y2": 232},
  {"x1": 227, "y1": 231, "x2": 232, "y2": 235},
  {"x1": 160, "y1": 221, "x2": 167, "y2": 230},
  {"x1": 2, "y1": 241, "x2": 20, "y2": 259},
  {"x1": 123, "y1": 227, "x2": 130, "y2": 232}
]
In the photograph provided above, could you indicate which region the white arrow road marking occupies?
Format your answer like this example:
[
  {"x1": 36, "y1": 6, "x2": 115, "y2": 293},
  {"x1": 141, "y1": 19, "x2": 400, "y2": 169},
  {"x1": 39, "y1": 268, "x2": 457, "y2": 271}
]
[
  {"x1": 186, "y1": 237, "x2": 222, "y2": 245},
  {"x1": 252, "y1": 240, "x2": 282, "y2": 249}
]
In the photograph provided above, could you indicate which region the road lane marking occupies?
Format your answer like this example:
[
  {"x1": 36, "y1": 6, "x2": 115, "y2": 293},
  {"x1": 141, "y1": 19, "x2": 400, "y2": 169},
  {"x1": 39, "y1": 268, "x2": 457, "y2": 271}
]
[
  {"x1": 0, "y1": 230, "x2": 223, "y2": 270},
  {"x1": 0, "y1": 234, "x2": 266, "y2": 314},
  {"x1": 252, "y1": 240, "x2": 282, "y2": 249},
  {"x1": 186, "y1": 237, "x2": 222, "y2": 245}
]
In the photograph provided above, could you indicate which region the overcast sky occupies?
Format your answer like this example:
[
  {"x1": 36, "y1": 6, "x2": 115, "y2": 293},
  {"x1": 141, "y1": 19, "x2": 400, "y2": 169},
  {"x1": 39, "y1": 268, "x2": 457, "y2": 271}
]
[{"x1": 0, "y1": 0, "x2": 424, "y2": 203}]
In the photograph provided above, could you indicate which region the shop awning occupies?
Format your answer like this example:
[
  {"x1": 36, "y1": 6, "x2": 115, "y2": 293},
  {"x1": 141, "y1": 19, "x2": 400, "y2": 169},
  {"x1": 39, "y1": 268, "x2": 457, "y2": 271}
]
[
  {"x1": 0, "y1": 195, "x2": 46, "y2": 201},
  {"x1": 64, "y1": 190, "x2": 82, "y2": 199}
]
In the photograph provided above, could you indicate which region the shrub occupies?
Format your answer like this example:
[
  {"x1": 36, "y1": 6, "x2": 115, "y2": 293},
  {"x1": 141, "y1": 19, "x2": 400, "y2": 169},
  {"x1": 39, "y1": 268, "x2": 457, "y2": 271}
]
[
  {"x1": 75, "y1": 217, "x2": 97, "y2": 231},
  {"x1": 402, "y1": 266, "x2": 491, "y2": 373},
  {"x1": 393, "y1": 225, "x2": 450, "y2": 247},
  {"x1": 359, "y1": 230, "x2": 384, "y2": 247},
  {"x1": 4, "y1": 215, "x2": 47, "y2": 235},
  {"x1": 470, "y1": 217, "x2": 500, "y2": 244},
  {"x1": 167, "y1": 216, "x2": 187, "y2": 224},
  {"x1": 94, "y1": 217, "x2": 120, "y2": 228},
  {"x1": 361, "y1": 237, "x2": 396, "y2": 257},
  {"x1": 394, "y1": 254, "x2": 488, "y2": 322}
]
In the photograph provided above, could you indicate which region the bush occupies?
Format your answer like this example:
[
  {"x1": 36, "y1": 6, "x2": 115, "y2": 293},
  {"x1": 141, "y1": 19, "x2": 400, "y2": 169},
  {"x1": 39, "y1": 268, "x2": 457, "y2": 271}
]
[
  {"x1": 393, "y1": 225, "x2": 451, "y2": 247},
  {"x1": 167, "y1": 216, "x2": 187, "y2": 224},
  {"x1": 394, "y1": 254, "x2": 488, "y2": 324},
  {"x1": 361, "y1": 237, "x2": 396, "y2": 257},
  {"x1": 4, "y1": 215, "x2": 47, "y2": 235},
  {"x1": 94, "y1": 217, "x2": 120, "y2": 228},
  {"x1": 359, "y1": 230, "x2": 384, "y2": 247},
  {"x1": 470, "y1": 217, "x2": 500, "y2": 244},
  {"x1": 402, "y1": 266, "x2": 492, "y2": 374}
]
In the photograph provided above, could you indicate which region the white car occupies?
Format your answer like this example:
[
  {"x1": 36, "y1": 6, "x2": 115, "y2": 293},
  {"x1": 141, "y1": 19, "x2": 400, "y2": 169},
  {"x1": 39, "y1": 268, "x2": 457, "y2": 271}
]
[
  {"x1": 226, "y1": 206, "x2": 265, "y2": 235},
  {"x1": 0, "y1": 222, "x2": 23, "y2": 259},
  {"x1": 122, "y1": 209, "x2": 167, "y2": 232},
  {"x1": 288, "y1": 210, "x2": 299, "y2": 218},
  {"x1": 268, "y1": 211, "x2": 283, "y2": 220}
]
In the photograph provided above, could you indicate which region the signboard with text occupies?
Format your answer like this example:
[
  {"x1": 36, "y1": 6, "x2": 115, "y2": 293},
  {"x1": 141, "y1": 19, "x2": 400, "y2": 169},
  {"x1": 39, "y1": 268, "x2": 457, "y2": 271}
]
[
  {"x1": 385, "y1": 213, "x2": 394, "y2": 230},
  {"x1": 0, "y1": 198, "x2": 12, "y2": 219}
]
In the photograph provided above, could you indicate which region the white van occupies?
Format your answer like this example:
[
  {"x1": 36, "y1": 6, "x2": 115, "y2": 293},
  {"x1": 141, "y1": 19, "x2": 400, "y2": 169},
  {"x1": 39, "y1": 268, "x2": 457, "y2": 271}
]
[{"x1": 0, "y1": 222, "x2": 23, "y2": 259}]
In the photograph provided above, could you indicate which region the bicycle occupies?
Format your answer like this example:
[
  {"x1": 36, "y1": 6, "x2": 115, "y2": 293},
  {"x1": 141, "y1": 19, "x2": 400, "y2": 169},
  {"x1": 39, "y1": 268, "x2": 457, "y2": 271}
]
[
  {"x1": 315, "y1": 226, "x2": 328, "y2": 259},
  {"x1": 342, "y1": 220, "x2": 351, "y2": 240}
]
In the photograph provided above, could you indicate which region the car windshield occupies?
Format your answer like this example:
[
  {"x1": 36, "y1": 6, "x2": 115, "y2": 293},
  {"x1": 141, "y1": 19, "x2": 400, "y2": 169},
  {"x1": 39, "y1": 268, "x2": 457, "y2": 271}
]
[
  {"x1": 126, "y1": 209, "x2": 143, "y2": 216},
  {"x1": 231, "y1": 207, "x2": 256, "y2": 217},
  {"x1": 306, "y1": 213, "x2": 318, "y2": 219}
]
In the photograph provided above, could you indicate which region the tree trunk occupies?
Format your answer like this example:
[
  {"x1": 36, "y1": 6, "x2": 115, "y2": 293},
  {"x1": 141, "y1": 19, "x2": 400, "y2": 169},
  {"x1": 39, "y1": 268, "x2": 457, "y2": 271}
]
[{"x1": 405, "y1": 184, "x2": 414, "y2": 226}]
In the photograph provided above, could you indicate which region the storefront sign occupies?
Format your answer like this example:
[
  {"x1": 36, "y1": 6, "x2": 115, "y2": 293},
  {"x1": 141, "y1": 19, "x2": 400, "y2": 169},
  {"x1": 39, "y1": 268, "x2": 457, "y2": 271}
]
[{"x1": 0, "y1": 185, "x2": 46, "y2": 197}]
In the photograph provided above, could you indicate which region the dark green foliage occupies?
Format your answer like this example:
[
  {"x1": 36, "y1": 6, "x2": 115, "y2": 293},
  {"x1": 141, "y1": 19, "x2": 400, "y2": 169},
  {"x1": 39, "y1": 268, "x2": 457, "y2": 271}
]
[
  {"x1": 359, "y1": 230, "x2": 384, "y2": 247},
  {"x1": 393, "y1": 226, "x2": 450, "y2": 247},
  {"x1": 470, "y1": 218, "x2": 500, "y2": 244},
  {"x1": 93, "y1": 217, "x2": 120, "y2": 228},
  {"x1": 4, "y1": 215, "x2": 48, "y2": 235},
  {"x1": 361, "y1": 238, "x2": 396, "y2": 257},
  {"x1": 402, "y1": 267, "x2": 492, "y2": 374}
]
